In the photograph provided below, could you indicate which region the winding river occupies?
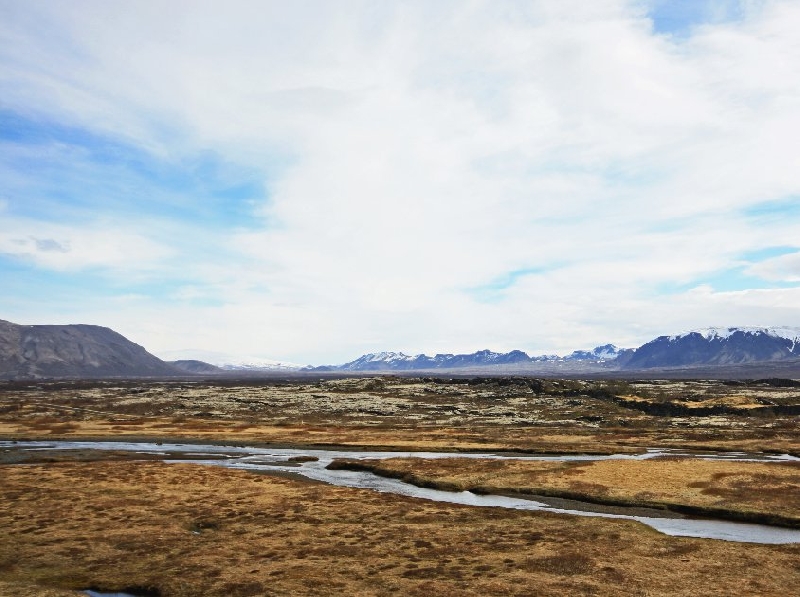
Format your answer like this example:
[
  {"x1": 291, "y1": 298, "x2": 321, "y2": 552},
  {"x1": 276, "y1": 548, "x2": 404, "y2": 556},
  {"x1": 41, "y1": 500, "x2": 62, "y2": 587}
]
[{"x1": 3, "y1": 440, "x2": 799, "y2": 545}]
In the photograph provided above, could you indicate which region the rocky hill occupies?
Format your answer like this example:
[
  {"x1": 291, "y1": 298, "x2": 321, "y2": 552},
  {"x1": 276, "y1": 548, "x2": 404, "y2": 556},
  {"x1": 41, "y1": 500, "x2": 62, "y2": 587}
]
[{"x1": 0, "y1": 319, "x2": 182, "y2": 379}]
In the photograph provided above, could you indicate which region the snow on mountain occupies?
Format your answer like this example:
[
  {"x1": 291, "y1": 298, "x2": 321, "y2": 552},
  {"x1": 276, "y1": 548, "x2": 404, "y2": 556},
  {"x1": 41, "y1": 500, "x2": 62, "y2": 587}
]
[
  {"x1": 158, "y1": 349, "x2": 306, "y2": 371},
  {"x1": 563, "y1": 344, "x2": 623, "y2": 361},
  {"x1": 625, "y1": 326, "x2": 800, "y2": 369},
  {"x1": 330, "y1": 346, "x2": 624, "y2": 371},
  {"x1": 335, "y1": 352, "x2": 421, "y2": 371},
  {"x1": 160, "y1": 326, "x2": 800, "y2": 374},
  {"x1": 671, "y1": 327, "x2": 800, "y2": 346},
  {"x1": 359, "y1": 352, "x2": 419, "y2": 364},
  {"x1": 219, "y1": 358, "x2": 306, "y2": 372},
  {"x1": 333, "y1": 349, "x2": 536, "y2": 371}
]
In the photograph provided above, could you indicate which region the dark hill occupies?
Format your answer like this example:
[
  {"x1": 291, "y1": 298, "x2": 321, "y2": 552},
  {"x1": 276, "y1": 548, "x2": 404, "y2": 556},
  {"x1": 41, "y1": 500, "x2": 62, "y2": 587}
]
[{"x1": 0, "y1": 319, "x2": 183, "y2": 379}]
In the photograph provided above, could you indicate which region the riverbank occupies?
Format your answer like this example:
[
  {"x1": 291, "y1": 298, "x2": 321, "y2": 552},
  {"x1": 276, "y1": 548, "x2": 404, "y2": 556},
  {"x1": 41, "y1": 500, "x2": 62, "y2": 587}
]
[
  {"x1": 6, "y1": 439, "x2": 799, "y2": 540},
  {"x1": 328, "y1": 456, "x2": 800, "y2": 529}
]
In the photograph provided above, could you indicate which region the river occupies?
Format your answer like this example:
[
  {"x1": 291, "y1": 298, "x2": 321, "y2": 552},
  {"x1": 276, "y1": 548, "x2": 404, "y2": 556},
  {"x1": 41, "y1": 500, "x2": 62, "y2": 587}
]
[{"x1": 2, "y1": 440, "x2": 798, "y2": 544}]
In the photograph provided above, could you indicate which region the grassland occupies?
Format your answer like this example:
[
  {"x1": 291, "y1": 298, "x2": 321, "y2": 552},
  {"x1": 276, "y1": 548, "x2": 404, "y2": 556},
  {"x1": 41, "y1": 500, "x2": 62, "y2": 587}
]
[
  {"x1": 330, "y1": 457, "x2": 800, "y2": 527},
  {"x1": 1, "y1": 377, "x2": 798, "y2": 454},
  {"x1": 0, "y1": 376, "x2": 798, "y2": 595},
  {"x1": 2, "y1": 460, "x2": 800, "y2": 597}
]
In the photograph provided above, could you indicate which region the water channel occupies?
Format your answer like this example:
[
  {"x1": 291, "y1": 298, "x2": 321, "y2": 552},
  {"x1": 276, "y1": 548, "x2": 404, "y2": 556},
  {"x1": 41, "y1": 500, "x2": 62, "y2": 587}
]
[{"x1": 3, "y1": 440, "x2": 799, "y2": 545}]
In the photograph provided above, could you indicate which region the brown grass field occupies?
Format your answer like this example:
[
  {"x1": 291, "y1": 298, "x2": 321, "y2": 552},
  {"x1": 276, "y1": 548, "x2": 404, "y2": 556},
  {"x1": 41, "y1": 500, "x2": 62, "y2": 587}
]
[
  {"x1": 330, "y1": 457, "x2": 800, "y2": 527},
  {"x1": 1, "y1": 461, "x2": 800, "y2": 597},
  {"x1": 0, "y1": 377, "x2": 798, "y2": 595}
]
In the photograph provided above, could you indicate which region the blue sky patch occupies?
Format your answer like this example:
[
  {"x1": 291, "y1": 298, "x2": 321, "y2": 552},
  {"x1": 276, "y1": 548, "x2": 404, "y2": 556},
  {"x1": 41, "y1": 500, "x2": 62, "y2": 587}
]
[
  {"x1": 648, "y1": 0, "x2": 748, "y2": 37},
  {"x1": 466, "y1": 265, "x2": 563, "y2": 303},
  {"x1": 659, "y1": 266, "x2": 799, "y2": 295},
  {"x1": 0, "y1": 253, "x2": 225, "y2": 310},
  {"x1": 739, "y1": 246, "x2": 798, "y2": 262},
  {"x1": 0, "y1": 109, "x2": 272, "y2": 229},
  {"x1": 657, "y1": 244, "x2": 800, "y2": 294},
  {"x1": 742, "y1": 196, "x2": 800, "y2": 220}
]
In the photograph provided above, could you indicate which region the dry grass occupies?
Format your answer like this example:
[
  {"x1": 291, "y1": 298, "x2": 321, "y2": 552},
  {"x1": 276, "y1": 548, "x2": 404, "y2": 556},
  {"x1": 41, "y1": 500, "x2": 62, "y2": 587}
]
[
  {"x1": 1, "y1": 461, "x2": 799, "y2": 596},
  {"x1": 2, "y1": 414, "x2": 798, "y2": 459},
  {"x1": 1, "y1": 378, "x2": 799, "y2": 595},
  {"x1": 332, "y1": 457, "x2": 800, "y2": 526}
]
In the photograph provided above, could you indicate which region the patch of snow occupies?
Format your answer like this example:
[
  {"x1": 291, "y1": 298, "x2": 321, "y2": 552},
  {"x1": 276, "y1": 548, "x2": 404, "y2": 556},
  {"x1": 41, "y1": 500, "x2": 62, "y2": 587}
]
[
  {"x1": 562, "y1": 345, "x2": 623, "y2": 362},
  {"x1": 156, "y1": 349, "x2": 306, "y2": 371},
  {"x1": 220, "y1": 358, "x2": 306, "y2": 371},
  {"x1": 670, "y1": 327, "x2": 800, "y2": 343}
]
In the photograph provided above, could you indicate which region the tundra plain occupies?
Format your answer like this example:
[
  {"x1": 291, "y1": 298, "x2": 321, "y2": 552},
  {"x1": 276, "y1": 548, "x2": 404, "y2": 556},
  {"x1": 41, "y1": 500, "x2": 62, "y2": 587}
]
[{"x1": 0, "y1": 376, "x2": 799, "y2": 596}]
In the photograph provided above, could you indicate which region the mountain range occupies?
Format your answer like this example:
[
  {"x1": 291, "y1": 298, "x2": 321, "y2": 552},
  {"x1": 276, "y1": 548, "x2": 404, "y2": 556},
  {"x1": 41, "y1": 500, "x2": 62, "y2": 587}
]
[
  {"x1": 2, "y1": 319, "x2": 800, "y2": 379},
  {"x1": 315, "y1": 344, "x2": 630, "y2": 372},
  {"x1": 315, "y1": 328, "x2": 800, "y2": 373}
]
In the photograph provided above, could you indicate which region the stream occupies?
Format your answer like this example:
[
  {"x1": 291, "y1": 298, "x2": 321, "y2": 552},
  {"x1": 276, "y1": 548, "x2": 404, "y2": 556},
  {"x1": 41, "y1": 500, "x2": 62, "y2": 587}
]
[{"x1": 3, "y1": 440, "x2": 799, "y2": 544}]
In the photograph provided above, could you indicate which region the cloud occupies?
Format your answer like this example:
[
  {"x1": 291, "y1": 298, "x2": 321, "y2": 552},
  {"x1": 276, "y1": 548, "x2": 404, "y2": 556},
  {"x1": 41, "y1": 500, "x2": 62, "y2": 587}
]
[
  {"x1": 0, "y1": 218, "x2": 171, "y2": 272},
  {"x1": 33, "y1": 238, "x2": 70, "y2": 253},
  {"x1": 746, "y1": 252, "x2": 800, "y2": 282},
  {"x1": 1, "y1": 1, "x2": 800, "y2": 361}
]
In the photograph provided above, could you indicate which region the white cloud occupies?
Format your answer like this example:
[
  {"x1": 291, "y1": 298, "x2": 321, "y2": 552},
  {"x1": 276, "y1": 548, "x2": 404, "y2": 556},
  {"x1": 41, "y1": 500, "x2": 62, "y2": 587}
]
[
  {"x1": 2, "y1": 1, "x2": 800, "y2": 361},
  {"x1": 0, "y1": 217, "x2": 171, "y2": 273},
  {"x1": 746, "y1": 252, "x2": 800, "y2": 282}
]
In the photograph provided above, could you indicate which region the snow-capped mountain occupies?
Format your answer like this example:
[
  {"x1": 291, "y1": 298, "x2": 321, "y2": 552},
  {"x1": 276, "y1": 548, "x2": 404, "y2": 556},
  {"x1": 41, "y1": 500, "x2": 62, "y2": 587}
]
[
  {"x1": 338, "y1": 352, "x2": 419, "y2": 370},
  {"x1": 161, "y1": 326, "x2": 800, "y2": 375},
  {"x1": 158, "y1": 349, "x2": 306, "y2": 371},
  {"x1": 327, "y1": 346, "x2": 625, "y2": 371},
  {"x1": 334, "y1": 349, "x2": 533, "y2": 371},
  {"x1": 669, "y1": 327, "x2": 800, "y2": 345},
  {"x1": 623, "y1": 326, "x2": 800, "y2": 369},
  {"x1": 563, "y1": 344, "x2": 624, "y2": 361},
  {"x1": 218, "y1": 358, "x2": 306, "y2": 372}
]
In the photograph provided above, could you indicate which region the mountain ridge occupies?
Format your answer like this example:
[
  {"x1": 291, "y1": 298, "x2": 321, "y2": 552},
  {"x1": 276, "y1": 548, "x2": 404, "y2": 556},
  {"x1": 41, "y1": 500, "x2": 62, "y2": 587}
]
[
  {"x1": 312, "y1": 344, "x2": 628, "y2": 372},
  {"x1": 3, "y1": 319, "x2": 800, "y2": 378},
  {"x1": 0, "y1": 319, "x2": 182, "y2": 379},
  {"x1": 315, "y1": 327, "x2": 800, "y2": 372},
  {"x1": 623, "y1": 326, "x2": 800, "y2": 370}
]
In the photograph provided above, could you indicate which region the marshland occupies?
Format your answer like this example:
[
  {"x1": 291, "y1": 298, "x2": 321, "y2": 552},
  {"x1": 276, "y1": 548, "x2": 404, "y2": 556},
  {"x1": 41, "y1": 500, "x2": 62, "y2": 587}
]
[{"x1": 1, "y1": 376, "x2": 798, "y2": 596}]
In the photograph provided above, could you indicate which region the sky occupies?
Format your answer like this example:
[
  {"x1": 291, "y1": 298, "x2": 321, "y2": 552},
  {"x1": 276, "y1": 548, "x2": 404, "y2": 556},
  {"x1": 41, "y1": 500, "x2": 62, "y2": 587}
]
[{"x1": 1, "y1": 0, "x2": 800, "y2": 365}]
